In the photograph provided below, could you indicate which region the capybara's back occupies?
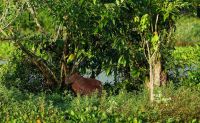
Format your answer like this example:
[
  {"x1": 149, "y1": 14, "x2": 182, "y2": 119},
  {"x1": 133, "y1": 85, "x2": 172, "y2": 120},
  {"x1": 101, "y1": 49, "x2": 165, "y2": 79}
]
[{"x1": 67, "y1": 73, "x2": 102, "y2": 96}]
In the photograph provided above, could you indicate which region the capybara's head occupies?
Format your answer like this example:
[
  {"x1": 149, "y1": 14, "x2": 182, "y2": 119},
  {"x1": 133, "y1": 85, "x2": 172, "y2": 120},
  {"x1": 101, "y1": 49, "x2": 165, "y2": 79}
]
[{"x1": 65, "y1": 72, "x2": 81, "y2": 84}]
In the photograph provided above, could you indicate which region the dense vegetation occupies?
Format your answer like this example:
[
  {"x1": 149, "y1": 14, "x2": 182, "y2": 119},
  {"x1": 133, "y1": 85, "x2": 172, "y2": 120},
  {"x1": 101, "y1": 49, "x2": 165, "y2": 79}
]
[
  {"x1": 0, "y1": 83, "x2": 200, "y2": 122},
  {"x1": 0, "y1": 0, "x2": 200, "y2": 122}
]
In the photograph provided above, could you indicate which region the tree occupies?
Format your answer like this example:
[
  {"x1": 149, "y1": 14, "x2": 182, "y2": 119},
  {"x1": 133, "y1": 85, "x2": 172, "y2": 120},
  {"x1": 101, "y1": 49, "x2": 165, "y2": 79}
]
[
  {"x1": 132, "y1": 0, "x2": 189, "y2": 101},
  {"x1": 183, "y1": 0, "x2": 200, "y2": 17},
  {"x1": 0, "y1": 0, "x2": 190, "y2": 102},
  {"x1": 1, "y1": 0, "x2": 132, "y2": 90}
]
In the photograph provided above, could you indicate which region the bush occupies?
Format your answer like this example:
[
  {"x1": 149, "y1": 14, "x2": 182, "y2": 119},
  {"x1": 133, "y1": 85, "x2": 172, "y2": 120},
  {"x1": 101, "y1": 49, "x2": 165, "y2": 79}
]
[
  {"x1": 0, "y1": 42, "x2": 15, "y2": 60},
  {"x1": 174, "y1": 16, "x2": 200, "y2": 45},
  {"x1": 167, "y1": 15, "x2": 200, "y2": 86},
  {"x1": 167, "y1": 45, "x2": 200, "y2": 86},
  {"x1": 0, "y1": 83, "x2": 200, "y2": 122},
  {"x1": 0, "y1": 52, "x2": 45, "y2": 92},
  {"x1": 152, "y1": 85, "x2": 200, "y2": 122}
]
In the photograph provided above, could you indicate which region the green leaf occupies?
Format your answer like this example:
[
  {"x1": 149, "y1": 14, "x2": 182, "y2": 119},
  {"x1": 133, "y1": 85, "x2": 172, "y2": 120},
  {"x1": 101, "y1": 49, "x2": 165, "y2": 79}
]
[
  {"x1": 70, "y1": 110, "x2": 75, "y2": 116},
  {"x1": 112, "y1": 19, "x2": 115, "y2": 25},
  {"x1": 139, "y1": 14, "x2": 150, "y2": 32},
  {"x1": 102, "y1": 112, "x2": 107, "y2": 119},
  {"x1": 116, "y1": 0, "x2": 120, "y2": 6},
  {"x1": 94, "y1": 28, "x2": 99, "y2": 34},
  {"x1": 67, "y1": 54, "x2": 75, "y2": 63},
  {"x1": 79, "y1": 0, "x2": 84, "y2": 5},
  {"x1": 163, "y1": 13, "x2": 169, "y2": 21},
  {"x1": 151, "y1": 32, "x2": 159, "y2": 50},
  {"x1": 118, "y1": 55, "x2": 127, "y2": 67},
  {"x1": 123, "y1": 58, "x2": 126, "y2": 67},
  {"x1": 93, "y1": 0, "x2": 96, "y2": 5},
  {"x1": 131, "y1": 69, "x2": 140, "y2": 78},
  {"x1": 133, "y1": 117, "x2": 137, "y2": 123},
  {"x1": 151, "y1": 33, "x2": 159, "y2": 43},
  {"x1": 118, "y1": 56, "x2": 123, "y2": 65},
  {"x1": 134, "y1": 16, "x2": 140, "y2": 22},
  {"x1": 106, "y1": 66, "x2": 111, "y2": 75},
  {"x1": 77, "y1": 51, "x2": 83, "y2": 58}
]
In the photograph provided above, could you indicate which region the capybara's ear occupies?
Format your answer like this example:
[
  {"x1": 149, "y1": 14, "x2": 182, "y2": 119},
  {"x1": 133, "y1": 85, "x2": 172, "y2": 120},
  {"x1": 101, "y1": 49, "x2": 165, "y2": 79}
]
[{"x1": 74, "y1": 72, "x2": 81, "y2": 77}]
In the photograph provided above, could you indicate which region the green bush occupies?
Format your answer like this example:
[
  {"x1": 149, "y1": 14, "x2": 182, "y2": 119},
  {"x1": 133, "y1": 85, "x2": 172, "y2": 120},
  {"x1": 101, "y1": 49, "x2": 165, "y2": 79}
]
[
  {"x1": 0, "y1": 42, "x2": 15, "y2": 60},
  {"x1": 168, "y1": 16, "x2": 200, "y2": 86},
  {"x1": 152, "y1": 85, "x2": 200, "y2": 122},
  {"x1": 0, "y1": 51, "x2": 45, "y2": 92},
  {"x1": 174, "y1": 16, "x2": 200, "y2": 45},
  {"x1": 167, "y1": 45, "x2": 200, "y2": 86},
  {"x1": 0, "y1": 83, "x2": 200, "y2": 122}
]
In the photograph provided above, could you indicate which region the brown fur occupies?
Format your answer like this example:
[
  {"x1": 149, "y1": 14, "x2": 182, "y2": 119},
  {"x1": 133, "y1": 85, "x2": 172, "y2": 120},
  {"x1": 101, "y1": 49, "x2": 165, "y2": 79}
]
[{"x1": 66, "y1": 73, "x2": 102, "y2": 96}]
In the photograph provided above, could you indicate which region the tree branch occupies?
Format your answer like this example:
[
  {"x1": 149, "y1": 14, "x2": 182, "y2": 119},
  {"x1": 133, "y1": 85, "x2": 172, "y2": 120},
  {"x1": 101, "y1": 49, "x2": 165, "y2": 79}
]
[
  {"x1": 26, "y1": 0, "x2": 45, "y2": 33},
  {"x1": 0, "y1": 1, "x2": 9, "y2": 22},
  {"x1": 15, "y1": 39, "x2": 59, "y2": 88},
  {"x1": 155, "y1": 14, "x2": 159, "y2": 32}
]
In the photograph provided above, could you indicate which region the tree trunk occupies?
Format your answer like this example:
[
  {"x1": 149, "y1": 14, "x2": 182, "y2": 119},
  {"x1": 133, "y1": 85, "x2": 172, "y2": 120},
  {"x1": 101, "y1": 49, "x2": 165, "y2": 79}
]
[
  {"x1": 154, "y1": 58, "x2": 161, "y2": 86},
  {"x1": 60, "y1": 43, "x2": 69, "y2": 89},
  {"x1": 149, "y1": 60, "x2": 154, "y2": 102},
  {"x1": 16, "y1": 41, "x2": 59, "y2": 89},
  {"x1": 160, "y1": 70, "x2": 167, "y2": 86},
  {"x1": 149, "y1": 56, "x2": 162, "y2": 102},
  {"x1": 60, "y1": 26, "x2": 71, "y2": 89}
]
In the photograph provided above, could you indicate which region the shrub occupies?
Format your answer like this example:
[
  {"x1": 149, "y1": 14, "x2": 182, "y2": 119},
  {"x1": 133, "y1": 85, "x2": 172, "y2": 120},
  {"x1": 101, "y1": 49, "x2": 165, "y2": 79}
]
[
  {"x1": 0, "y1": 52, "x2": 45, "y2": 92},
  {"x1": 174, "y1": 16, "x2": 200, "y2": 45},
  {"x1": 0, "y1": 81, "x2": 200, "y2": 122},
  {"x1": 167, "y1": 45, "x2": 200, "y2": 86}
]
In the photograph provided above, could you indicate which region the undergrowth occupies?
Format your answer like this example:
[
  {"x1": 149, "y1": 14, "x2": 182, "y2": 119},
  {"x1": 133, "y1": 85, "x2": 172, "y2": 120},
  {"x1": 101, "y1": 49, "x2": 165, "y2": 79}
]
[{"x1": 0, "y1": 82, "x2": 199, "y2": 123}]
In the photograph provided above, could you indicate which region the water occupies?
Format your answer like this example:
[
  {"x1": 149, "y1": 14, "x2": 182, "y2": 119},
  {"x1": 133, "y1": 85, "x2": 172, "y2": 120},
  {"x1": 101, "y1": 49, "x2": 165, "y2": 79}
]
[
  {"x1": 96, "y1": 71, "x2": 115, "y2": 84},
  {"x1": 0, "y1": 59, "x2": 115, "y2": 84},
  {"x1": 0, "y1": 60, "x2": 7, "y2": 65},
  {"x1": 83, "y1": 70, "x2": 115, "y2": 84}
]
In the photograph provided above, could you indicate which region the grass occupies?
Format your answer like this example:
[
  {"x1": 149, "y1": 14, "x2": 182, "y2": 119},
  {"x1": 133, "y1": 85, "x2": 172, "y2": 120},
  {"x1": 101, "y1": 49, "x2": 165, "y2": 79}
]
[
  {"x1": 174, "y1": 16, "x2": 200, "y2": 46},
  {"x1": 0, "y1": 82, "x2": 200, "y2": 122}
]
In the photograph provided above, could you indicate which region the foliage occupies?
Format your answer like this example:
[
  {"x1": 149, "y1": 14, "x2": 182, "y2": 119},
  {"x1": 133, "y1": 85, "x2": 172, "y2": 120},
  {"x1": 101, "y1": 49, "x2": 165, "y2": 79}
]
[
  {"x1": 0, "y1": 0, "x2": 191, "y2": 91},
  {"x1": 0, "y1": 83, "x2": 200, "y2": 122},
  {"x1": 0, "y1": 1, "x2": 200, "y2": 122},
  {"x1": 174, "y1": 16, "x2": 200, "y2": 45},
  {"x1": 0, "y1": 50, "x2": 45, "y2": 92},
  {"x1": 167, "y1": 45, "x2": 200, "y2": 86},
  {"x1": 0, "y1": 42, "x2": 15, "y2": 60},
  {"x1": 154, "y1": 85, "x2": 200, "y2": 121}
]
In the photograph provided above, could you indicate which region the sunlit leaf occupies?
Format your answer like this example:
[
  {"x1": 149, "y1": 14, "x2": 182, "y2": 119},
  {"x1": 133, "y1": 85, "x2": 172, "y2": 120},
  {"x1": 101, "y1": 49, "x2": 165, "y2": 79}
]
[
  {"x1": 106, "y1": 66, "x2": 111, "y2": 75},
  {"x1": 151, "y1": 32, "x2": 159, "y2": 50},
  {"x1": 134, "y1": 16, "x2": 140, "y2": 22},
  {"x1": 93, "y1": 0, "x2": 96, "y2": 5},
  {"x1": 118, "y1": 56, "x2": 123, "y2": 65},
  {"x1": 67, "y1": 54, "x2": 75, "y2": 63},
  {"x1": 116, "y1": 0, "x2": 120, "y2": 6}
]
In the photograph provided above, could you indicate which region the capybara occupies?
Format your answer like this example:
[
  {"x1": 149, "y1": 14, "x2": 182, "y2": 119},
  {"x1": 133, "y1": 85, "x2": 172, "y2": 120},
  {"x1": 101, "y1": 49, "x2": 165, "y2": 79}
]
[{"x1": 66, "y1": 73, "x2": 102, "y2": 96}]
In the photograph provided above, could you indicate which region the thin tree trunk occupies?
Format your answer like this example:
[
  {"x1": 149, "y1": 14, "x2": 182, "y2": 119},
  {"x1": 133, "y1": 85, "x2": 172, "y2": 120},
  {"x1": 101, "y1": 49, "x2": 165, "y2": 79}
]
[
  {"x1": 26, "y1": 1, "x2": 44, "y2": 32},
  {"x1": 60, "y1": 27, "x2": 71, "y2": 89},
  {"x1": 149, "y1": 60, "x2": 154, "y2": 102},
  {"x1": 160, "y1": 70, "x2": 167, "y2": 86},
  {"x1": 154, "y1": 58, "x2": 161, "y2": 86},
  {"x1": 60, "y1": 42, "x2": 70, "y2": 89},
  {"x1": 149, "y1": 56, "x2": 162, "y2": 102}
]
